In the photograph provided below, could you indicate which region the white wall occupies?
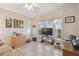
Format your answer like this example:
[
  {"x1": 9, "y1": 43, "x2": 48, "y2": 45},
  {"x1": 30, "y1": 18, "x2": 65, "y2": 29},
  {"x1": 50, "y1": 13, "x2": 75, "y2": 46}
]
[
  {"x1": 62, "y1": 4, "x2": 77, "y2": 36},
  {"x1": 0, "y1": 8, "x2": 31, "y2": 40},
  {"x1": 76, "y1": 4, "x2": 79, "y2": 35}
]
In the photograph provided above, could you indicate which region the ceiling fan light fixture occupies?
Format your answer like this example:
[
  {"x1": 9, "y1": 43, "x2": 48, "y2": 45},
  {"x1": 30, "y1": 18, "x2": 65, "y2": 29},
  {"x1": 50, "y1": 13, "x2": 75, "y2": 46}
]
[{"x1": 24, "y1": 3, "x2": 38, "y2": 10}]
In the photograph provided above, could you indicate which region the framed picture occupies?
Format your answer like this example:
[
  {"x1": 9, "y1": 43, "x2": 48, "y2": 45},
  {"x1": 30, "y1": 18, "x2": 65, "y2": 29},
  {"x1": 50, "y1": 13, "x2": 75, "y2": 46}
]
[
  {"x1": 18, "y1": 20, "x2": 24, "y2": 28},
  {"x1": 6, "y1": 18, "x2": 12, "y2": 28},
  {"x1": 65, "y1": 16, "x2": 75, "y2": 23},
  {"x1": 13, "y1": 19, "x2": 18, "y2": 28}
]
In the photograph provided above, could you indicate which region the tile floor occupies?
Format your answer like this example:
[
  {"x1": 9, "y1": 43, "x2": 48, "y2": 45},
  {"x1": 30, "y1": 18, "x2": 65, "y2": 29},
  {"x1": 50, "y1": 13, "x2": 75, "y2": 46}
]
[{"x1": 13, "y1": 41, "x2": 63, "y2": 56}]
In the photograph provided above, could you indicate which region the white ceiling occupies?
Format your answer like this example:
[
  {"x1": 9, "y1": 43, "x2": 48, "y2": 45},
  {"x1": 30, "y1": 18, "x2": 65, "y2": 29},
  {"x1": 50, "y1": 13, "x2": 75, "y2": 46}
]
[{"x1": 0, "y1": 3, "x2": 63, "y2": 18}]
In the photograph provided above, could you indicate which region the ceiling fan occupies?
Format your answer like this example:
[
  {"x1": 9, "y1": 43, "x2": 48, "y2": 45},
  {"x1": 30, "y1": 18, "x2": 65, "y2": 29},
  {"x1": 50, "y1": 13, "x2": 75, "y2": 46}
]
[{"x1": 24, "y1": 3, "x2": 38, "y2": 10}]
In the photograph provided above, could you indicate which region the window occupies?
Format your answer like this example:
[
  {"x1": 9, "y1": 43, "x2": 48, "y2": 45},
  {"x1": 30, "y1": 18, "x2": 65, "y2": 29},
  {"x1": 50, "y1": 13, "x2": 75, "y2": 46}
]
[
  {"x1": 37, "y1": 19, "x2": 61, "y2": 38},
  {"x1": 54, "y1": 19, "x2": 61, "y2": 38}
]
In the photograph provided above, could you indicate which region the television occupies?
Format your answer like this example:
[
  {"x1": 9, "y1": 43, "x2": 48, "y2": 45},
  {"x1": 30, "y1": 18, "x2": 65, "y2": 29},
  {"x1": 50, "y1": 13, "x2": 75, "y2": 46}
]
[{"x1": 42, "y1": 28, "x2": 53, "y2": 36}]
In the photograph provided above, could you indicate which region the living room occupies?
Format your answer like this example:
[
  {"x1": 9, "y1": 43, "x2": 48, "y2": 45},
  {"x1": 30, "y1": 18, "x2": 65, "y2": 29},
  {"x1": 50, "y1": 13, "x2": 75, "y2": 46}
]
[{"x1": 0, "y1": 3, "x2": 79, "y2": 56}]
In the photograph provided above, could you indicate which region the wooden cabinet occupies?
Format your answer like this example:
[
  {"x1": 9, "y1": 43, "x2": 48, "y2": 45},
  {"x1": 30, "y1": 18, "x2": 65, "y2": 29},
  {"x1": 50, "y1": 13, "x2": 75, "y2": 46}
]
[{"x1": 8, "y1": 35, "x2": 26, "y2": 48}]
